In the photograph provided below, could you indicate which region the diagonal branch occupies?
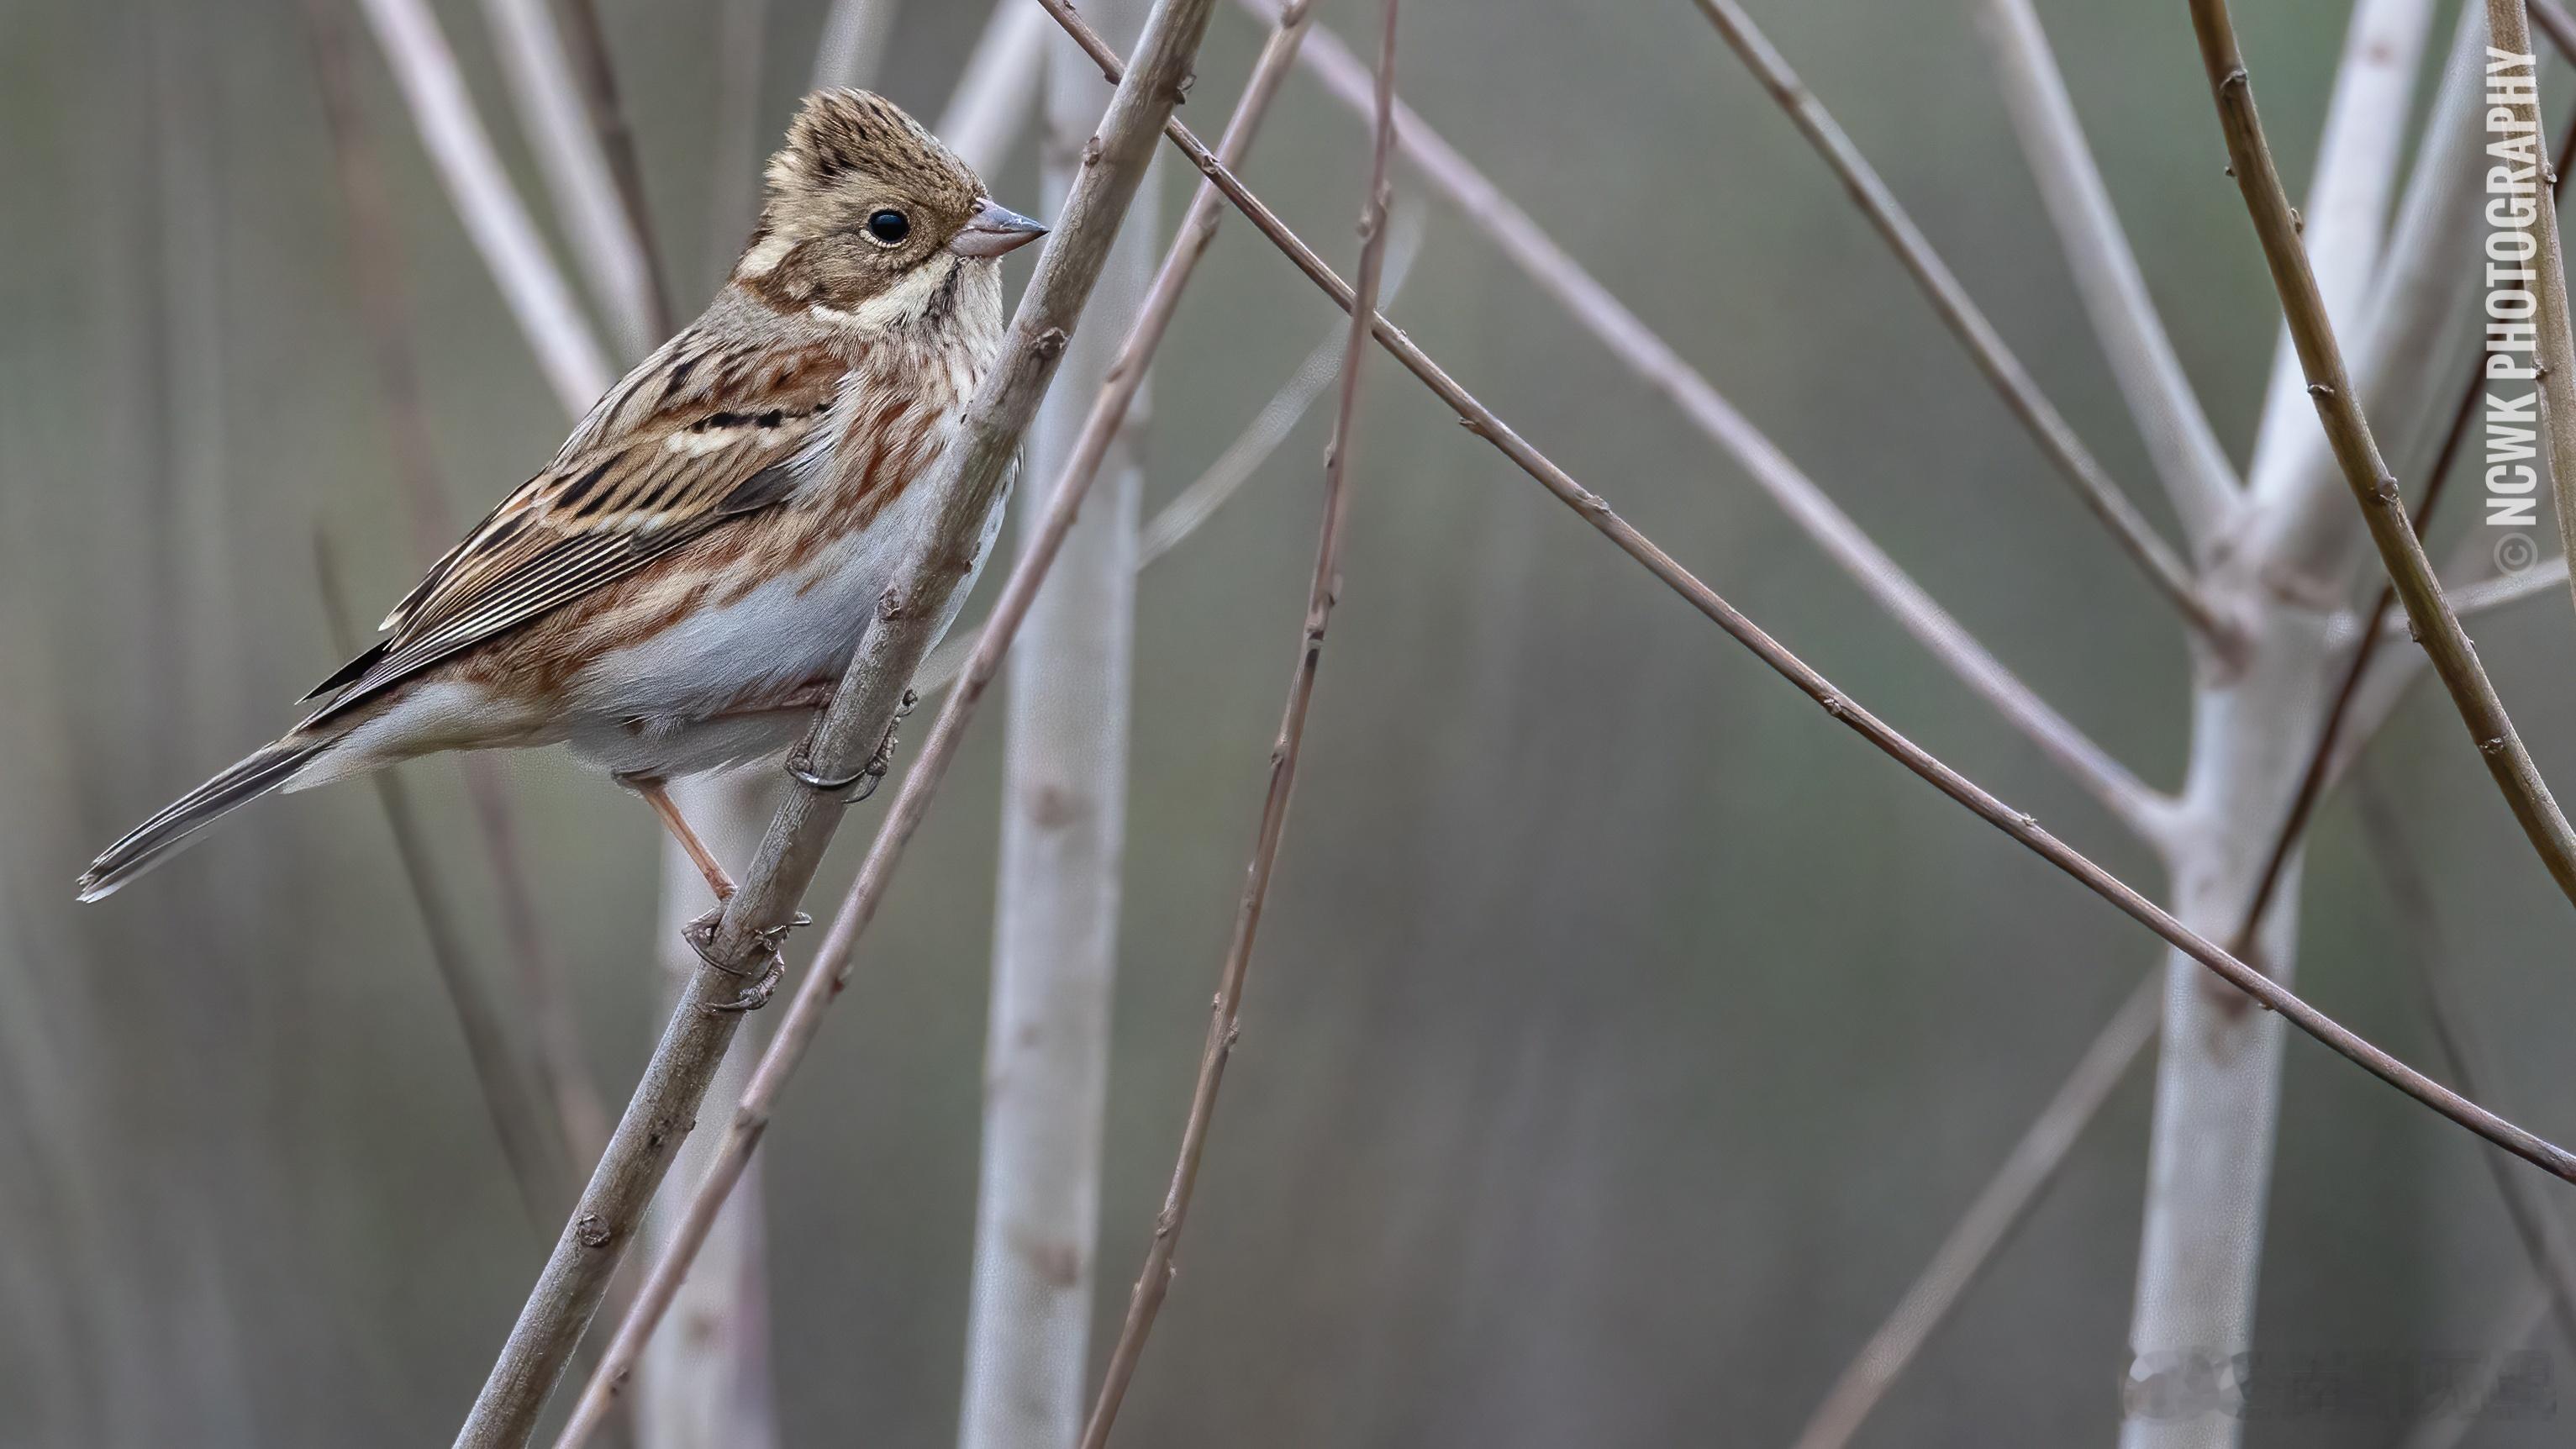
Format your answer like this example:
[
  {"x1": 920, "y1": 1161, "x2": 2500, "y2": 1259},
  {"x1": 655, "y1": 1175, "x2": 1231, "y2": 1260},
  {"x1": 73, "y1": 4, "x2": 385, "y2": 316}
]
[
  {"x1": 1687, "y1": 0, "x2": 2230, "y2": 651},
  {"x1": 1043, "y1": 0, "x2": 2576, "y2": 1183},
  {"x1": 354, "y1": 0, "x2": 613, "y2": 415},
  {"x1": 534, "y1": 6, "x2": 1232, "y2": 1446},
  {"x1": 1263, "y1": 3, "x2": 2172, "y2": 840},
  {"x1": 2238, "y1": 0, "x2": 2431, "y2": 508},
  {"x1": 2188, "y1": 0, "x2": 2576, "y2": 914},
  {"x1": 1978, "y1": 0, "x2": 2240, "y2": 546},
  {"x1": 1791, "y1": 97, "x2": 2576, "y2": 1438},
  {"x1": 459, "y1": 5, "x2": 1216, "y2": 1441},
  {"x1": 1080, "y1": 3, "x2": 1395, "y2": 1441}
]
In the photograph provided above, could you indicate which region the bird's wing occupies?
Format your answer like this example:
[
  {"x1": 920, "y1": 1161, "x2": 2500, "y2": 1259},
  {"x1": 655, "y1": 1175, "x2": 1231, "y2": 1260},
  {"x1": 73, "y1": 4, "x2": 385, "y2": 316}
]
[{"x1": 303, "y1": 334, "x2": 855, "y2": 720}]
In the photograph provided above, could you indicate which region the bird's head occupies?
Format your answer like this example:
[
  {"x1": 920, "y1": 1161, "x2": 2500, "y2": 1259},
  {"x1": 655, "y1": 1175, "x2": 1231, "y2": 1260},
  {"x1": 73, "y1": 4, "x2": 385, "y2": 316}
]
[{"x1": 734, "y1": 88, "x2": 1047, "y2": 328}]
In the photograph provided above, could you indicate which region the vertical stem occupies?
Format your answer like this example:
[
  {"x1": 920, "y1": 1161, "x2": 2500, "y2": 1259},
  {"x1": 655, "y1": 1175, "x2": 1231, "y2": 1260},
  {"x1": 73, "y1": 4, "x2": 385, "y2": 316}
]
[{"x1": 955, "y1": 2, "x2": 1155, "y2": 1445}]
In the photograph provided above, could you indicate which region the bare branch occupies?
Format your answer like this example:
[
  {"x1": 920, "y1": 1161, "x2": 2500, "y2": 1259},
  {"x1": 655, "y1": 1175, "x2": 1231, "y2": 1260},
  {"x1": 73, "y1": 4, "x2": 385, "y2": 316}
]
[
  {"x1": 1978, "y1": 0, "x2": 2240, "y2": 545},
  {"x1": 2247, "y1": 4, "x2": 2492, "y2": 593},
  {"x1": 1044, "y1": 0, "x2": 2576, "y2": 1182},
  {"x1": 476, "y1": 0, "x2": 664, "y2": 352},
  {"x1": 1688, "y1": 0, "x2": 2230, "y2": 650},
  {"x1": 2238, "y1": 0, "x2": 2431, "y2": 505},
  {"x1": 2189, "y1": 0, "x2": 2576, "y2": 914},
  {"x1": 940, "y1": 1, "x2": 1054, "y2": 176},
  {"x1": 957, "y1": 0, "x2": 1166, "y2": 1437},
  {"x1": 353, "y1": 0, "x2": 613, "y2": 414},
  {"x1": 533, "y1": 5, "x2": 1227, "y2": 1445},
  {"x1": 1792, "y1": 974, "x2": 2159, "y2": 1449},
  {"x1": 2235, "y1": 91, "x2": 2576, "y2": 979},
  {"x1": 1268, "y1": 3, "x2": 2173, "y2": 840}
]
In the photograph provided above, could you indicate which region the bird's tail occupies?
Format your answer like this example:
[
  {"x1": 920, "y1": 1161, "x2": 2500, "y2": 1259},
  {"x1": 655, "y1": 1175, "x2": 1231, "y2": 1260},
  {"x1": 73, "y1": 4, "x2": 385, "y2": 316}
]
[{"x1": 76, "y1": 735, "x2": 335, "y2": 902}]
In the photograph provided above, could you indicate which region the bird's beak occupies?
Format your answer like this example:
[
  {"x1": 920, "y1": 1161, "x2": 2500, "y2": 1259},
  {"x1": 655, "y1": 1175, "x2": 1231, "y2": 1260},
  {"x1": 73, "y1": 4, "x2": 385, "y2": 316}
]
[{"x1": 949, "y1": 198, "x2": 1049, "y2": 258}]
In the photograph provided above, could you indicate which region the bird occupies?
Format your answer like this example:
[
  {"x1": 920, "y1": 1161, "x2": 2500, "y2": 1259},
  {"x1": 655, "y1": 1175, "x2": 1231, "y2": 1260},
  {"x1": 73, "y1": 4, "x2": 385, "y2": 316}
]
[{"x1": 78, "y1": 88, "x2": 1046, "y2": 908}]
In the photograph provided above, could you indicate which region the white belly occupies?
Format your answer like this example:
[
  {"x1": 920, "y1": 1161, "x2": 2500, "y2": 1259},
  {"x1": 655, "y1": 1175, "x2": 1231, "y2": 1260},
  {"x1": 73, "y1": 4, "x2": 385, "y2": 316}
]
[{"x1": 559, "y1": 467, "x2": 1009, "y2": 780}]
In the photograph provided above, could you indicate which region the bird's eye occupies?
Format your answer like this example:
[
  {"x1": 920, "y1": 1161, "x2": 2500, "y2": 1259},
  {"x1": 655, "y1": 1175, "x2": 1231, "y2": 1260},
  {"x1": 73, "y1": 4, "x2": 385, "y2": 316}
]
[{"x1": 866, "y1": 209, "x2": 910, "y2": 245}]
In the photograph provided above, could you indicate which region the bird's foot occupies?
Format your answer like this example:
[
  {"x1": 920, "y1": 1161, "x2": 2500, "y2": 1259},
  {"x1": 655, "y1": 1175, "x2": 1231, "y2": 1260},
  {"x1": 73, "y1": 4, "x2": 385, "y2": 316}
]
[
  {"x1": 681, "y1": 907, "x2": 811, "y2": 1012},
  {"x1": 783, "y1": 688, "x2": 915, "y2": 803}
]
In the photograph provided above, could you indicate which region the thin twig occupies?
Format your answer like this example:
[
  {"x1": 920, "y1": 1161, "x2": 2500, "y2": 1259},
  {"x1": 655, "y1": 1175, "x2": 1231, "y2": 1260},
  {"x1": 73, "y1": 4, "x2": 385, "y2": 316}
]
[
  {"x1": 530, "y1": 5, "x2": 1226, "y2": 1446},
  {"x1": 2486, "y1": 8, "x2": 2576, "y2": 624},
  {"x1": 1978, "y1": 0, "x2": 2241, "y2": 546},
  {"x1": 1043, "y1": 0, "x2": 2576, "y2": 1182},
  {"x1": 2231, "y1": 87, "x2": 2576, "y2": 967},
  {"x1": 2189, "y1": 0, "x2": 2576, "y2": 914},
  {"x1": 2237, "y1": 0, "x2": 2428, "y2": 510},
  {"x1": 1082, "y1": 3, "x2": 1393, "y2": 1440},
  {"x1": 2355, "y1": 771, "x2": 2576, "y2": 1355},
  {"x1": 1790, "y1": 972, "x2": 2160, "y2": 1449},
  {"x1": 1263, "y1": 3, "x2": 2172, "y2": 840},
  {"x1": 1688, "y1": 0, "x2": 2229, "y2": 651},
  {"x1": 476, "y1": 0, "x2": 663, "y2": 352},
  {"x1": 354, "y1": 0, "x2": 612, "y2": 414}
]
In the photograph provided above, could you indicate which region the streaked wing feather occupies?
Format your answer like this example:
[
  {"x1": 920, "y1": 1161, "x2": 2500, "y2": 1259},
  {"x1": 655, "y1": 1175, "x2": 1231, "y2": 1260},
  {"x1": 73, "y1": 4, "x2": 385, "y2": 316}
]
[{"x1": 303, "y1": 335, "x2": 851, "y2": 719}]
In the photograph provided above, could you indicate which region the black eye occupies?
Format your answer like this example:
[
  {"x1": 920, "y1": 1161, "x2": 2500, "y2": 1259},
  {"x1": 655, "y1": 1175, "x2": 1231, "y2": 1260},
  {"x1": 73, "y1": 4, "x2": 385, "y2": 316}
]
[{"x1": 866, "y1": 209, "x2": 909, "y2": 245}]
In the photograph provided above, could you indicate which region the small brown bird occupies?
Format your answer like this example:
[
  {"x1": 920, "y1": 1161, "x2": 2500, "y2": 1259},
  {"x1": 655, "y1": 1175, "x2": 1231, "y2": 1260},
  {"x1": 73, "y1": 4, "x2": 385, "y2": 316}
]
[{"x1": 79, "y1": 89, "x2": 1046, "y2": 904}]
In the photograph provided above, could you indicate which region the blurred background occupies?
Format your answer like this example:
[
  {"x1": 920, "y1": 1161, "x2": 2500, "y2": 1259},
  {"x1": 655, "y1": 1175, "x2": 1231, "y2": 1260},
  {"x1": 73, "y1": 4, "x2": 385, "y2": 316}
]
[{"x1": 6, "y1": 0, "x2": 2576, "y2": 1444}]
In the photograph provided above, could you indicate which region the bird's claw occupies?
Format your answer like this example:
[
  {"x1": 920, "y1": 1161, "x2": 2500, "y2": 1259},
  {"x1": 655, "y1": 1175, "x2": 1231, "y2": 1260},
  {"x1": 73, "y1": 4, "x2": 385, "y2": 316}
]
[
  {"x1": 706, "y1": 956, "x2": 786, "y2": 1013},
  {"x1": 681, "y1": 908, "x2": 811, "y2": 1012},
  {"x1": 783, "y1": 689, "x2": 914, "y2": 802}
]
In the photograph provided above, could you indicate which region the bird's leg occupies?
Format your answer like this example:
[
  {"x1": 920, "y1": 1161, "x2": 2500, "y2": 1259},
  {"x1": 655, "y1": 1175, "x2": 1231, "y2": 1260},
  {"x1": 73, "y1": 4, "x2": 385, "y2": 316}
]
[
  {"x1": 783, "y1": 688, "x2": 916, "y2": 803},
  {"x1": 619, "y1": 773, "x2": 736, "y2": 900}
]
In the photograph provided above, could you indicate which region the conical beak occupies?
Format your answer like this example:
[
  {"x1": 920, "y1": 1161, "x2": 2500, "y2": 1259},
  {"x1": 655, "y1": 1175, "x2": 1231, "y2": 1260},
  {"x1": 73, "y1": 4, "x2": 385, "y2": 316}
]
[{"x1": 950, "y1": 198, "x2": 1049, "y2": 258}]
